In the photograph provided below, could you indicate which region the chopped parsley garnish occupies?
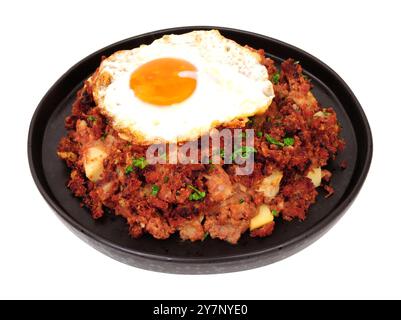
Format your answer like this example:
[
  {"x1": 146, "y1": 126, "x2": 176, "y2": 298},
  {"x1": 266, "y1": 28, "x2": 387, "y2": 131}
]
[
  {"x1": 283, "y1": 137, "x2": 295, "y2": 146},
  {"x1": 231, "y1": 146, "x2": 256, "y2": 160},
  {"x1": 87, "y1": 115, "x2": 96, "y2": 122},
  {"x1": 257, "y1": 131, "x2": 263, "y2": 138},
  {"x1": 132, "y1": 157, "x2": 147, "y2": 169},
  {"x1": 272, "y1": 72, "x2": 280, "y2": 85},
  {"x1": 247, "y1": 117, "x2": 255, "y2": 126},
  {"x1": 220, "y1": 146, "x2": 257, "y2": 161},
  {"x1": 125, "y1": 165, "x2": 134, "y2": 175},
  {"x1": 265, "y1": 134, "x2": 295, "y2": 148},
  {"x1": 125, "y1": 157, "x2": 148, "y2": 174},
  {"x1": 100, "y1": 132, "x2": 107, "y2": 141},
  {"x1": 202, "y1": 232, "x2": 209, "y2": 241},
  {"x1": 265, "y1": 134, "x2": 285, "y2": 147},
  {"x1": 188, "y1": 185, "x2": 206, "y2": 201},
  {"x1": 151, "y1": 185, "x2": 160, "y2": 196},
  {"x1": 189, "y1": 192, "x2": 205, "y2": 201},
  {"x1": 272, "y1": 209, "x2": 279, "y2": 217},
  {"x1": 239, "y1": 198, "x2": 245, "y2": 204}
]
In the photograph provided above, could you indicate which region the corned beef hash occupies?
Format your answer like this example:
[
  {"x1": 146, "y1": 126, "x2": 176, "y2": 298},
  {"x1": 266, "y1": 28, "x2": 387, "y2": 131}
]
[{"x1": 57, "y1": 30, "x2": 345, "y2": 244}]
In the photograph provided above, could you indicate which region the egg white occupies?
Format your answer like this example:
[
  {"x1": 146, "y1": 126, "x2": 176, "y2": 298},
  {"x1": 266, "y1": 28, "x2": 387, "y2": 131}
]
[{"x1": 90, "y1": 30, "x2": 274, "y2": 144}]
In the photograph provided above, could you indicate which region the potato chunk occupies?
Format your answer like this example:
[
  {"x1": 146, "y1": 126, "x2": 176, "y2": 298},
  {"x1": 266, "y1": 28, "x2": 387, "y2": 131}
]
[
  {"x1": 257, "y1": 170, "x2": 283, "y2": 199},
  {"x1": 84, "y1": 145, "x2": 108, "y2": 182},
  {"x1": 306, "y1": 167, "x2": 322, "y2": 187},
  {"x1": 313, "y1": 111, "x2": 325, "y2": 118},
  {"x1": 250, "y1": 204, "x2": 274, "y2": 231},
  {"x1": 57, "y1": 151, "x2": 77, "y2": 162}
]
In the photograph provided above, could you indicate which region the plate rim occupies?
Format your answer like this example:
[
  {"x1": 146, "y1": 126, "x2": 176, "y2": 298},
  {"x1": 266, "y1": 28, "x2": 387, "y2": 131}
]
[{"x1": 28, "y1": 26, "x2": 373, "y2": 265}]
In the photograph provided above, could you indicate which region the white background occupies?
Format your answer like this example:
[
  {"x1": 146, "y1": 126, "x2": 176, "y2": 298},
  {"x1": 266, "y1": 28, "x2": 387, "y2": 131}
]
[{"x1": 1, "y1": 0, "x2": 400, "y2": 299}]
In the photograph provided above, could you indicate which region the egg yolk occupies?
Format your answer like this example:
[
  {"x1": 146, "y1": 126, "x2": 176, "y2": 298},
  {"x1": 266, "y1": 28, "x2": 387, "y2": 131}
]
[{"x1": 130, "y1": 58, "x2": 197, "y2": 106}]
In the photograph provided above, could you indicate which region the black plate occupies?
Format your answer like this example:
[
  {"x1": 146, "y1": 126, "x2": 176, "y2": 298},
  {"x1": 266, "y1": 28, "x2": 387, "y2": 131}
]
[{"x1": 28, "y1": 26, "x2": 372, "y2": 274}]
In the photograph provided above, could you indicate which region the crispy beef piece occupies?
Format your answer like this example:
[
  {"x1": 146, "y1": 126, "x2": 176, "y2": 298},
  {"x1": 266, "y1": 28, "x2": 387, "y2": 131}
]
[
  {"x1": 281, "y1": 177, "x2": 317, "y2": 221},
  {"x1": 204, "y1": 165, "x2": 233, "y2": 202},
  {"x1": 250, "y1": 221, "x2": 275, "y2": 238},
  {"x1": 178, "y1": 219, "x2": 205, "y2": 242},
  {"x1": 204, "y1": 185, "x2": 256, "y2": 244}
]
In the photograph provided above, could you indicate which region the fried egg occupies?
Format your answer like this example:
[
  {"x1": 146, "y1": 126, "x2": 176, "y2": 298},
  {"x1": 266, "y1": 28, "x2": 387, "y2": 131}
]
[{"x1": 90, "y1": 30, "x2": 274, "y2": 144}]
